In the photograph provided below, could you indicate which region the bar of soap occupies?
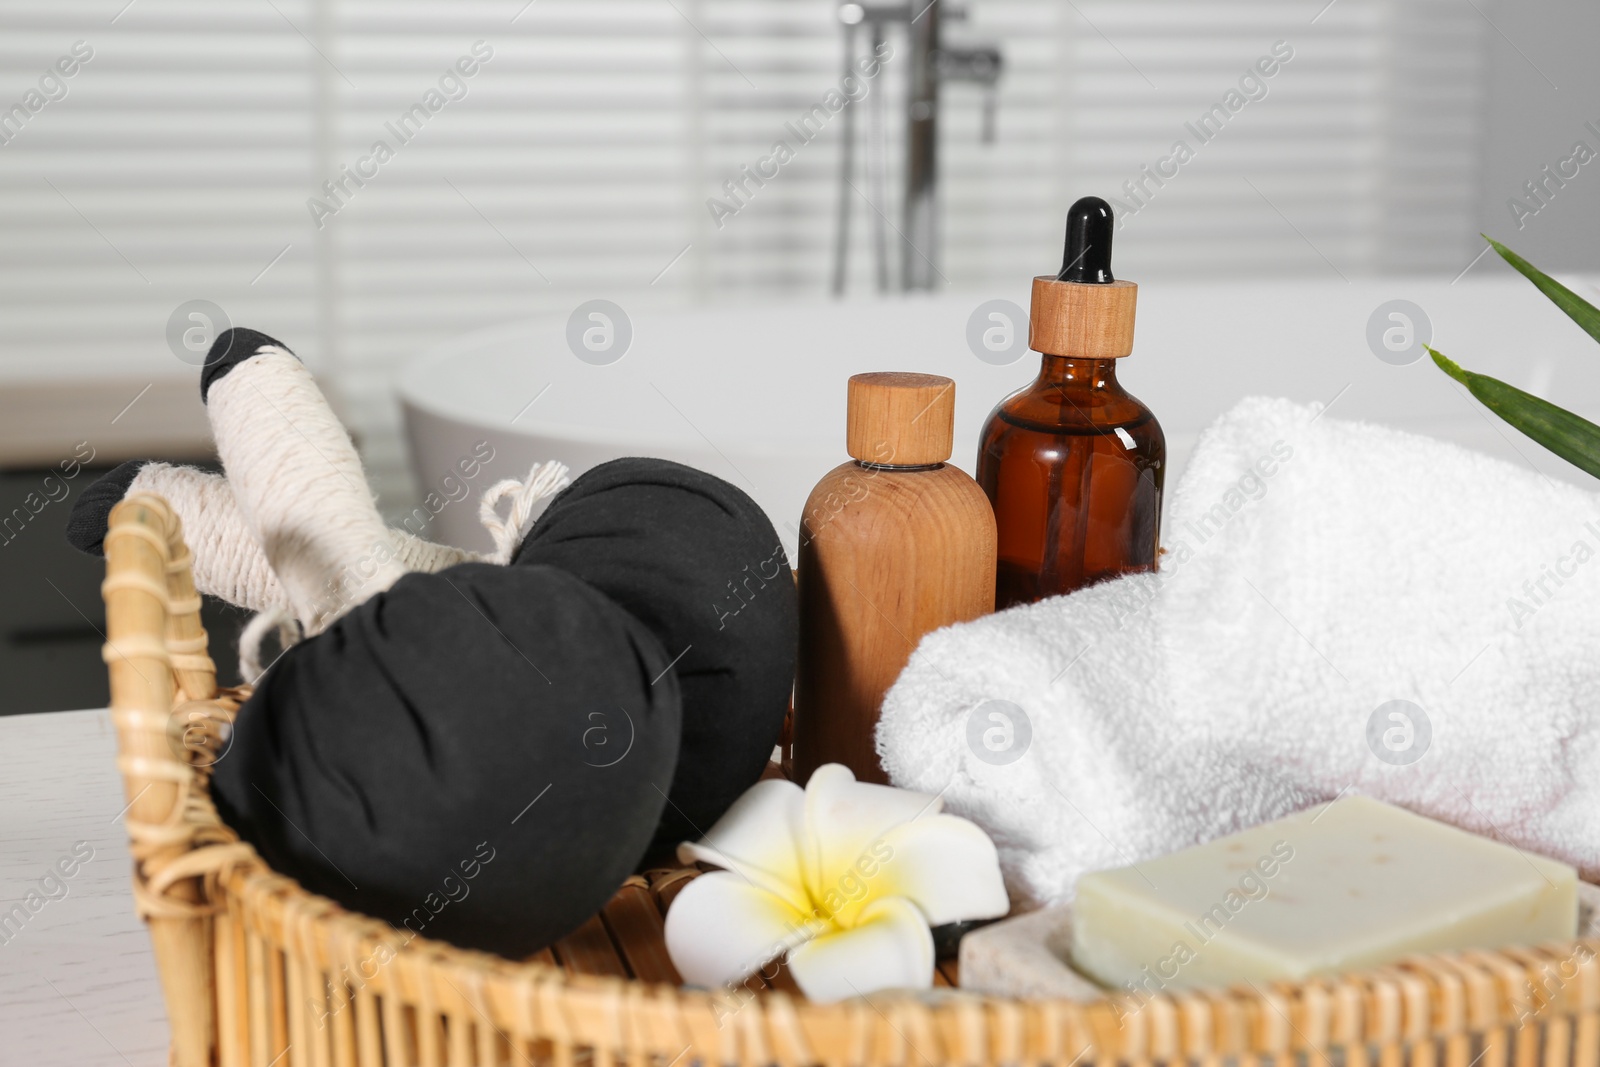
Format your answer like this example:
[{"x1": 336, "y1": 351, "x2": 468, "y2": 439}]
[{"x1": 1073, "y1": 795, "x2": 1578, "y2": 993}]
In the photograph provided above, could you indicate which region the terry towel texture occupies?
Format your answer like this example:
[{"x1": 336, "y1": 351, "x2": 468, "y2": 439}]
[{"x1": 878, "y1": 396, "x2": 1600, "y2": 908}]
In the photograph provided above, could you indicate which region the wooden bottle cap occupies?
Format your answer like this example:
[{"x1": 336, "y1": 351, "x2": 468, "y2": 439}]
[
  {"x1": 846, "y1": 372, "x2": 954, "y2": 466},
  {"x1": 1029, "y1": 276, "x2": 1138, "y2": 359}
]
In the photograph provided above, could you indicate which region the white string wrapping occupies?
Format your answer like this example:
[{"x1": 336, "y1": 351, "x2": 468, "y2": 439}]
[
  {"x1": 478, "y1": 460, "x2": 571, "y2": 563},
  {"x1": 133, "y1": 462, "x2": 293, "y2": 614},
  {"x1": 208, "y1": 348, "x2": 410, "y2": 635},
  {"x1": 238, "y1": 606, "x2": 301, "y2": 685},
  {"x1": 130, "y1": 463, "x2": 483, "y2": 615},
  {"x1": 232, "y1": 458, "x2": 569, "y2": 682}
]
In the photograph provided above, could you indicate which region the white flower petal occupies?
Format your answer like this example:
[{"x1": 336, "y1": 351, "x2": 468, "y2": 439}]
[
  {"x1": 801, "y1": 763, "x2": 942, "y2": 906},
  {"x1": 677, "y1": 777, "x2": 810, "y2": 912},
  {"x1": 785, "y1": 896, "x2": 935, "y2": 1003},
  {"x1": 664, "y1": 871, "x2": 811, "y2": 989},
  {"x1": 871, "y1": 814, "x2": 1011, "y2": 926}
]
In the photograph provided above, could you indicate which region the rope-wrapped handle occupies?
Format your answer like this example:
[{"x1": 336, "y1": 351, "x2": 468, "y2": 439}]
[{"x1": 103, "y1": 492, "x2": 253, "y2": 1067}]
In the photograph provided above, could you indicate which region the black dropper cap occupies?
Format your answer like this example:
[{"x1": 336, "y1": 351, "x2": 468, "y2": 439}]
[{"x1": 1057, "y1": 196, "x2": 1115, "y2": 284}]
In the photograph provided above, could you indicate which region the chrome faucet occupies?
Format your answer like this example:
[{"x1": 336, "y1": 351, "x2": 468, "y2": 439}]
[{"x1": 832, "y1": 1, "x2": 1004, "y2": 294}]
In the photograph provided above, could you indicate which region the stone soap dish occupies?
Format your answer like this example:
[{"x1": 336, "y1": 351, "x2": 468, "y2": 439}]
[{"x1": 960, "y1": 882, "x2": 1600, "y2": 1000}]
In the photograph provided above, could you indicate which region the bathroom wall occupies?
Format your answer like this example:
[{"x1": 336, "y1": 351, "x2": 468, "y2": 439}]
[
  {"x1": 0, "y1": 0, "x2": 1591, "y2": 509},
  {"x1": 1474, "y1": 0, "x2": 1600, "y2": 270}
]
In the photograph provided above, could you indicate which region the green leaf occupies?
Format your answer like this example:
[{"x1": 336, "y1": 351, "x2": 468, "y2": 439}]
[
  {"x1": 1484, "y1": 235, "x2": 1600, "y2": 346},
  {"x1": 1429, "y1": 345, "x2": 1600, "y2": 480}
]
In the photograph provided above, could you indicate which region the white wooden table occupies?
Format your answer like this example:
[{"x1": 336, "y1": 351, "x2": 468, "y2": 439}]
[{"x1": 0, "y1": 709, "x2": 167, "y2": 1066}]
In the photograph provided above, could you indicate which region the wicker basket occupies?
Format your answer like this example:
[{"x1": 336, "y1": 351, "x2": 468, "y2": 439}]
[{"x1": 104, "y1": 490, "x2": 1600, "y2": 1067}]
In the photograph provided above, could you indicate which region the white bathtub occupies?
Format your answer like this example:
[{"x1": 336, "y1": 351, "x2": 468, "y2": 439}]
[{"x1": 400, "y1": 277, "x2": 1600, "y2": 553}]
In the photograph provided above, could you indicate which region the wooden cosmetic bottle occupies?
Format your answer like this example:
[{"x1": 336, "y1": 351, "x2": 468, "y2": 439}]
[
  {"x1": 976, "y1": 196, "x2": 1165, "y2": 609},
  {"x1": 793, "y1": 373, "x2": 996, "y2": 785}
]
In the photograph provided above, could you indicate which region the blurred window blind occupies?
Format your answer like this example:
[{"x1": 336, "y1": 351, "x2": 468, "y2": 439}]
[
  {"x1": 0, "y1": 2, "x2": 320, "y2": 381},
  {"x1": 0, "y1": 0, "x2": 1485, "y2": 501}
]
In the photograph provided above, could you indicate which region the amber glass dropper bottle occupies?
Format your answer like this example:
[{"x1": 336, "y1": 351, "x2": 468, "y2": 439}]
[{"x1": 976, "y1": 196, "x2": 1165, "y2": 609}]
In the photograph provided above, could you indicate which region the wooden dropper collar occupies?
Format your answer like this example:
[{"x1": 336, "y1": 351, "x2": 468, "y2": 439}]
[{"x1": 1029, "y1": 196, "x2": 1138, "y2": 360}]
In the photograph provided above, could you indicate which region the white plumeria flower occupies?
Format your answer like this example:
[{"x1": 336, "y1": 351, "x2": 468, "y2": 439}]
[{"x1": 664, "y1": 763, "x2": 1009, "y2": 1003}]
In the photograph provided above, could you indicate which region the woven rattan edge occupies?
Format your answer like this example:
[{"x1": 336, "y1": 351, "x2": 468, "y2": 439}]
[{"x1": 208, "y1": 835, "x2": 1600, "y2": 1065}]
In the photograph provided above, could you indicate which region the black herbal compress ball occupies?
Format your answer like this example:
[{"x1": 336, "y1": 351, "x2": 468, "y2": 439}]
[
  {"x1": 211, "y1": 459, "x2": 797, "y2": 958},
  {"x1": 515, "y1": 458, "x2": 797, "y2": 855},
  {"x1": 212, "y1": 563, "x2": 681, "y2": 958}
]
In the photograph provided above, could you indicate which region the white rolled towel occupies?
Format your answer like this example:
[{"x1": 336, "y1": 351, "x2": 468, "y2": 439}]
[{"x1": 877, "y1": 396, "x2": 1600, "y2": 908}]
